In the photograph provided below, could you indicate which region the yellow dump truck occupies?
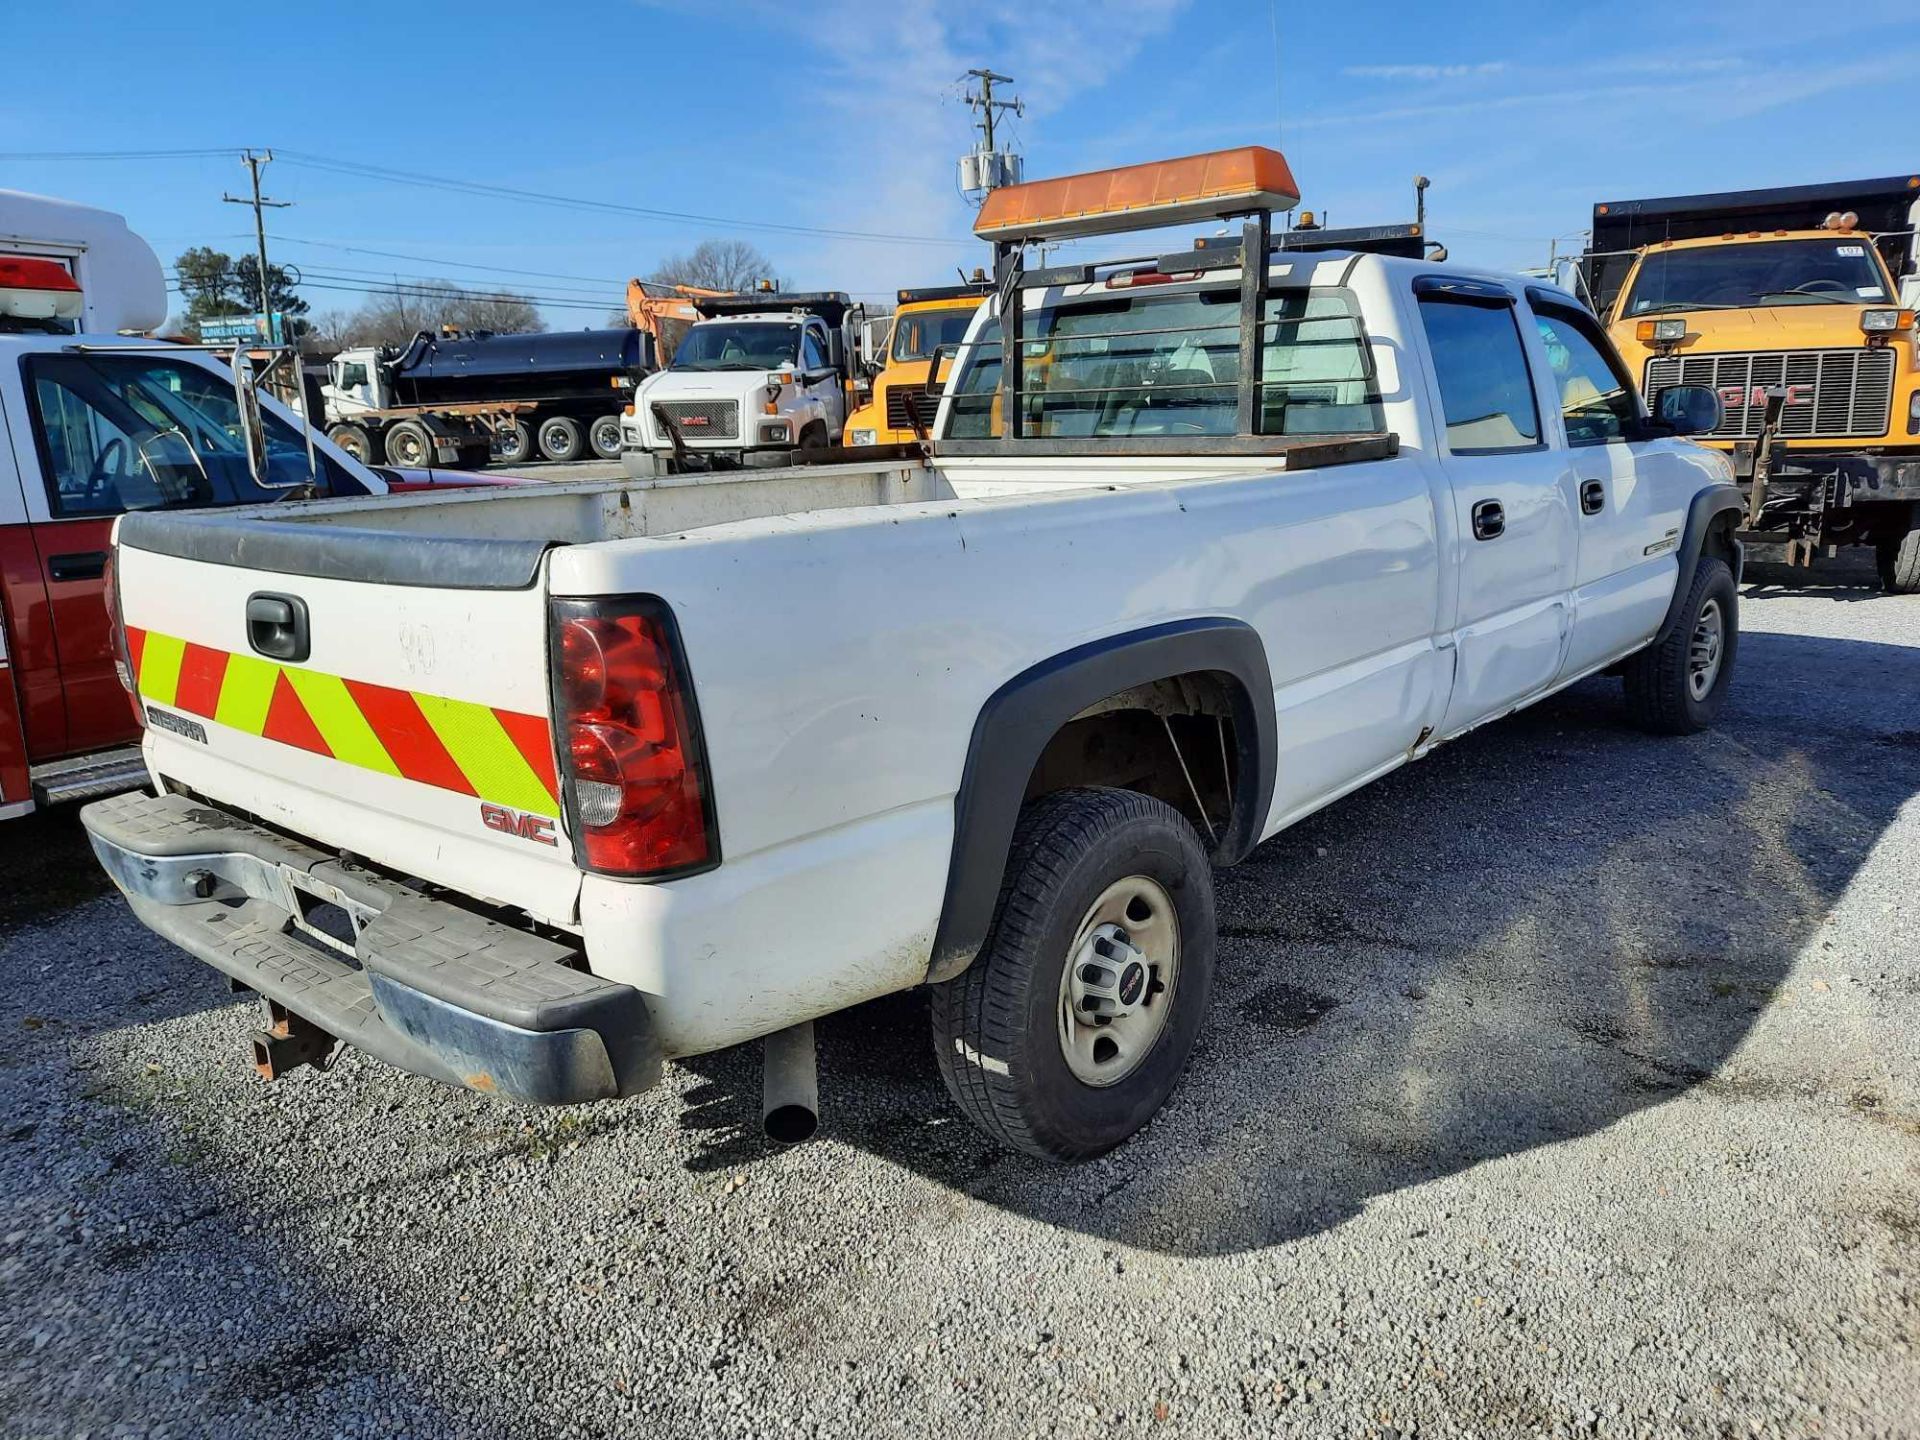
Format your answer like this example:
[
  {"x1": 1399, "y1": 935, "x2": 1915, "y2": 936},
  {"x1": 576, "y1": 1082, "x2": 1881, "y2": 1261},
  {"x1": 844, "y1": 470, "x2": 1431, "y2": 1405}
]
[
  {"x1": 842, "y1": 281, "x2": 990, "y2": 446},
  {"x1": 1582, "y1": 177, "x2": 1920, "y2": 590}
]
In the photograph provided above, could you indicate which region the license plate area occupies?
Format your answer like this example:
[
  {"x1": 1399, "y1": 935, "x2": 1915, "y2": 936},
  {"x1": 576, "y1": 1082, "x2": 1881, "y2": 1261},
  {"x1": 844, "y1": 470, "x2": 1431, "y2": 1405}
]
[{"x1": 280, "y1": 867, "x2": 379, "y2": 962}]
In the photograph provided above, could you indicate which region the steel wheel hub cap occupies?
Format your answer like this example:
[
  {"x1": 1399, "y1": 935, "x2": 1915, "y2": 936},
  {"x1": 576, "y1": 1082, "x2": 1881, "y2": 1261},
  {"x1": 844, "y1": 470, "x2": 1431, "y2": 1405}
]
[
  {"x1": 1057, "y1": 876, "x2": 1179, "y2": 1087},
  {"x1": 1688, "y1": 597, "x2": 1724, "y2": 701}
]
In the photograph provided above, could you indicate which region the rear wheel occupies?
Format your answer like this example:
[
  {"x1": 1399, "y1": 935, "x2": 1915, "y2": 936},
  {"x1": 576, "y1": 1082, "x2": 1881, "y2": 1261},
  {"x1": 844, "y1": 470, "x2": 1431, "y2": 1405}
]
[
  {"x1": 537, "y1": 415, "x2": 585, "y2": 462},
  {"x1": 1878, "y1": 517, "x2": 1920, "y2": 594},
  {"x1": 384, "y1": 420, "x2": 432, "y2": 469},
  {"x1": 327, "y1": 422, "x2": 373, "y2": 464},
  {"x1": 493, "y1": 419, "x2": 535, "y2": 466},
  {"x1": 929, "y1": 787, "x2": 1216, "y2": 1163},
  {"x1": 1621, "y1": 554, "x2": 1738, "y2": 734},
  {"x1": 589, "y1": 414, "x2": 624, "y2": 460}
]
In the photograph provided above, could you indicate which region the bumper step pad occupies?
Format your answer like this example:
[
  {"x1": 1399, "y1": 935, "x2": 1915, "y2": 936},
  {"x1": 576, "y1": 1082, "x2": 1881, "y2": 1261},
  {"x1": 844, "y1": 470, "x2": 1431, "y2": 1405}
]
[{"x1": 81, "y1": 791, "x2": 658, "y2": 1104}]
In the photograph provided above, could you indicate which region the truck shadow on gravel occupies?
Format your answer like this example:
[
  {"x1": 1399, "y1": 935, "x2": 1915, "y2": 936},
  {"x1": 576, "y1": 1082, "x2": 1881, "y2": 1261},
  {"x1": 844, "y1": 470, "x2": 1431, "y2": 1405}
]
[{"x1": 684, "y1": 627, "x2": 1920, "y2": 1257}]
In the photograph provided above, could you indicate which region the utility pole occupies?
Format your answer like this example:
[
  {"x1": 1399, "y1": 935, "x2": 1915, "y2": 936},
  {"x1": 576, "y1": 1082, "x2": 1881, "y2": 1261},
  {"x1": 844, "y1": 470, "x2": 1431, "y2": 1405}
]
[
  {"x1": 223, "y1": 149, "x2": 291, "y2": 341},
  {"x1": 964, "y1": 68, "x2": 1023, "y2": 153}
]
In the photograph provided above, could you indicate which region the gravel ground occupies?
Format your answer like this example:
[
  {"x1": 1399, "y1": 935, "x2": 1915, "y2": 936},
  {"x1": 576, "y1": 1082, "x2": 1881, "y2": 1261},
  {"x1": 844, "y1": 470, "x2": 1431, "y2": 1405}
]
[{"x1": 2, "y1": 569, "x2": 1917, "y2": 1439}]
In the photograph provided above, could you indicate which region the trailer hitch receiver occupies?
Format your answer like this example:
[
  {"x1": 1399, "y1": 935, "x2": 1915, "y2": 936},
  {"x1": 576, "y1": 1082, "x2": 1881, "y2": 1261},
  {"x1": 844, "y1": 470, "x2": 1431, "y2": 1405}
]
[{"x1": 250, "y1": 999, "x2": 338, "y2": 1081}]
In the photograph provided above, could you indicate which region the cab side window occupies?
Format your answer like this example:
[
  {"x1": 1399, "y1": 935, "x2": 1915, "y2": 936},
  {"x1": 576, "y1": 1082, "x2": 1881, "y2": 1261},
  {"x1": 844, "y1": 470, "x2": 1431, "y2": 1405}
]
[
  {"x1": 801, "y1": 330, "x2": 828, "y2": 372},
  {"x1": 1417, "y1": 296, "x2": 1542, "y2": 453},
  {"x1": 31, "y1": 371, "x2": 142, "y2": 516},
  {"x1": 1532, "y1": 308, "x2": 1638, "y2": 446}
]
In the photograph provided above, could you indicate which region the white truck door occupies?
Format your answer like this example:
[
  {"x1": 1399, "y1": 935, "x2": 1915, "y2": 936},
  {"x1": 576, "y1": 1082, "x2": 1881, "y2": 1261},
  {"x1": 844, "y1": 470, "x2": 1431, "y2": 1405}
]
[
  {"x1": 1527, "y1": 300, "x2": 1687, "y2": 680},
  {"x1": 1413, "y1": 282, "x2": 1577, "y2": 736},
  {"x1": 801, "y1": 326, "x2": 842, "y2": 435}
]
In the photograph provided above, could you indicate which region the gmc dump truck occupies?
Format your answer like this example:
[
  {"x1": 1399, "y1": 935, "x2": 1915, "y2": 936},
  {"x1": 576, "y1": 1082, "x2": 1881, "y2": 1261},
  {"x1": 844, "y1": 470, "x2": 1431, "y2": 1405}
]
[
  {"x1": 85, "y1": 147, "x2": 1739, "y2": 1162},
  {"x1": 1581, "y1": 175, "x2": 1920, "y2": 590}
]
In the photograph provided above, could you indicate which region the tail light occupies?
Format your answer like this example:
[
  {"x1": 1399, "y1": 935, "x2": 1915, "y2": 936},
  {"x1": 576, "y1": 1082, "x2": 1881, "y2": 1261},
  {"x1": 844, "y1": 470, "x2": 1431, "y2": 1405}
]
[
  {"x1": 551, "y1": 596, "x2": 716, "y2": 878},
  {"x1": 102, "y1": 549, "x2": 144, "y2": 728}
]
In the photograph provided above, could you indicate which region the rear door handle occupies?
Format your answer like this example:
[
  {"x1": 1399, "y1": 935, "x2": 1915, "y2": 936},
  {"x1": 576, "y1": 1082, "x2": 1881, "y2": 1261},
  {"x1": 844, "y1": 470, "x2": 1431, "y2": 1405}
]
[
  {"x1": 1580, "y1": 479, "x2": 1606, "y2": 515},
  {"x1": 1470, "y1": 499, "x2": 1506, "y2": 541},
  {"x1": 48, "y1": 550, "x2": 109, "y2": 581}
]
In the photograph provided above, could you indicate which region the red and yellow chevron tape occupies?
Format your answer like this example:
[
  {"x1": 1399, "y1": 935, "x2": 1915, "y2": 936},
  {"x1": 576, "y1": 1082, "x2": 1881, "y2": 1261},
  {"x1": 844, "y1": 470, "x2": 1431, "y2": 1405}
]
[{"x1": 126, "y1": 626, "x2": 559, "y2": 816}]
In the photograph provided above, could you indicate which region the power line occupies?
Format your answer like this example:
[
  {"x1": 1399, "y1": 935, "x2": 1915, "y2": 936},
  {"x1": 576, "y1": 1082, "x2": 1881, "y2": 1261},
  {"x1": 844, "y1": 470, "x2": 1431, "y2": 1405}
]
[
  {"x1": 271, "y1": 149, "x2": 974, "y2": 248},
  {"x1": 0, "y1": 144, "x2": 979, "y2": 248},
  {"x1": 0, "y1": 147, "x2": 240, "y2": 161},
  {"x1": 265, "y1": 234, "x2": 628, "y2": 288}
]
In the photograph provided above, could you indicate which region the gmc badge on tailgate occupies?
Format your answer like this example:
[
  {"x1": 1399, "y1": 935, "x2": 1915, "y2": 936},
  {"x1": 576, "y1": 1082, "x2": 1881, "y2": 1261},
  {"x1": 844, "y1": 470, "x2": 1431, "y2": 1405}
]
[{"x1": 480, "y1": 803, "x2": 558, "y2": 846}]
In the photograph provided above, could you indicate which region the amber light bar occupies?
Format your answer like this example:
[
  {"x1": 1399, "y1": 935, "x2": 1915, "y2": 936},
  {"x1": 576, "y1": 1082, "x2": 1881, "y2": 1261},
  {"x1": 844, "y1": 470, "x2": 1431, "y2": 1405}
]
[{"x1": 974, "y1": 146, "x2": 1302, "y2": 244}]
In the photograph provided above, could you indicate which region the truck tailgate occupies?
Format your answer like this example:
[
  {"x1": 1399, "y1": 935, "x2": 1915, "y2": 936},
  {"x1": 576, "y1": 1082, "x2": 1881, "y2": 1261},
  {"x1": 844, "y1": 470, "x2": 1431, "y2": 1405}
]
[{"x1": 112, "y1": 516, "x2": 576, "y2": 924}]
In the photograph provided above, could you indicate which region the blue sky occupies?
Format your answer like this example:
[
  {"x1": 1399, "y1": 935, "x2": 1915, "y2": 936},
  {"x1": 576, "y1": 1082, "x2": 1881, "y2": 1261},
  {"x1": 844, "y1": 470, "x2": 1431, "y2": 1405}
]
[{"x1": 5, "y1": 0, "x2": 1918, "y2": 329}]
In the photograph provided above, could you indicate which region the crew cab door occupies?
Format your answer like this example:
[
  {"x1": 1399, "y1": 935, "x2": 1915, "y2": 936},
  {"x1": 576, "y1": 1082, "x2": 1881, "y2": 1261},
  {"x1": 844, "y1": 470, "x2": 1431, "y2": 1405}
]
[
  {"x1": 0, "y1": 349, "x2": 124, "y2": 757},
  {"x1": 1413, "y1": 279, "x2": 1577, "y2": 736},
  {"x1": 1527, "y1": 297, "x2": 1687, "y2": 679},
  {"x1": 800, "y1": 326, "x2": 844, "y2": 433},
  {"x1": 0, "y1": 378, "x2": 63, "y2": 765}
]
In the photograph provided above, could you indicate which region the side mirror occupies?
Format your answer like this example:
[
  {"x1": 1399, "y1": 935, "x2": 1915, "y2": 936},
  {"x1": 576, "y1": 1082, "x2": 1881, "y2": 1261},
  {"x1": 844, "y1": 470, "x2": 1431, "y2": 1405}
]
[
  {"x1": 1653, "y1": 383, "x2": 1723, "y2": 437},
  {"x1": 230, "y1": 351, "x2": 270, "y2": 485}
]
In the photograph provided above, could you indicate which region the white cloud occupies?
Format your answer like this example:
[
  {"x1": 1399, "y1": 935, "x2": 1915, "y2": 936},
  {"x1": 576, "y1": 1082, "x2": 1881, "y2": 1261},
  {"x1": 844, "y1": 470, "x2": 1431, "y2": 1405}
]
[
  {"x1": 1341, "y1": 61, "x2": 1508, "y2": 81},
  {"x1": 731, "y1": 0, "x2": 1194, "y2": 296},
  {"x1": 1612, "y1": 56, "x2": 1745, "y2": 74}
]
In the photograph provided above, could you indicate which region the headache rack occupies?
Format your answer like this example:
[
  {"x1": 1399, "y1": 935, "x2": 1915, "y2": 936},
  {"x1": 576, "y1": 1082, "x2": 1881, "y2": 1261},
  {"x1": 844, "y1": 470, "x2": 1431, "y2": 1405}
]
[{"x1": 944, "y1": 197, "x2": 1397, "y2": 462}]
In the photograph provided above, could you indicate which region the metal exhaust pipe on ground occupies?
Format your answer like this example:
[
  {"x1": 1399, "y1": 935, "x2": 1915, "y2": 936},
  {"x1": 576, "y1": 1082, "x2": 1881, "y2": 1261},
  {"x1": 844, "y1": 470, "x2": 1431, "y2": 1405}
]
[{"x1": 761, "y1": 1021, "x2": 818, "y2": 1144}]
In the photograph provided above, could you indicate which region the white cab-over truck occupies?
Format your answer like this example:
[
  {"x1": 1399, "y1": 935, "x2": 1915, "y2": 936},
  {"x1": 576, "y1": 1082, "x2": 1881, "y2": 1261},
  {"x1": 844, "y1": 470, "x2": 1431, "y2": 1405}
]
[
  {"x1": 83, "y1": 149, "x2": 1742, "y2": 1161},
  {"x1": 621, "y1": 292, "x2": 855, "y2": 475}
]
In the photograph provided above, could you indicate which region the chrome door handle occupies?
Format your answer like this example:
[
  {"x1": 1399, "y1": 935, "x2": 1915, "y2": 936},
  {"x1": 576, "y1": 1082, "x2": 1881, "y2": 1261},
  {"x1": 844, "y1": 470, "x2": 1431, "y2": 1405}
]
[{"x1": 1471, "y1": 499, "x2": 1505, "y2": 541}]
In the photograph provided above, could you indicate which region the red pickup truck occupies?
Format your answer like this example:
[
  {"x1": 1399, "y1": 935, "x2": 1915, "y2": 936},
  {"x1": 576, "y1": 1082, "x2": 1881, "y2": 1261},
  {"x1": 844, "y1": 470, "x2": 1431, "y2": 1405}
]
[{"x1": 0, "y1": 190, "x2": 494, "y2": 819}]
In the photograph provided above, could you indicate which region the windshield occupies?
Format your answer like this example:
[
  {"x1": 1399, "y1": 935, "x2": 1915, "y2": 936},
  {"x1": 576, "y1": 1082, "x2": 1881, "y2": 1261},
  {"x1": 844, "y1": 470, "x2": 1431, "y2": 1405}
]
[
  {"x1": 891, "y1": 307, "x2": 977, "y2": 362},
  {"x1": 671, "y1": 322, "x2": 800, "y2": 371},
  {"x1": 1624, "y1": 239, "x2": 1891, "y2": 314},
  {"x1": 26, "y1": 352, "x2": 359, "y2": 517},
  {"x1": 944, "y1": 284, "x2": 1382, "y2": 440}
]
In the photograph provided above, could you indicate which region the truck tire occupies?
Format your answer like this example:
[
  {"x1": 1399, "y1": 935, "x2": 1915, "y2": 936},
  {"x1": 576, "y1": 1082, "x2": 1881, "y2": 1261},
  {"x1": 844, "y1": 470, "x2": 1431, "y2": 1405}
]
[
  {"x1": 929, "y1": 786, "x2": 1216, "y2": 1163},
  {"x1": 537, "y1": 415, "x2": 585, "y2": 462},
  {"x1": 589, "y1": 415, "x2": 624, "y2": 461},
  {"x1": 799, "y1": 423, "x2": 829, "y2": 452},
  {"x1": 493, "y1": 420, "x2": 535, "y2": 466},
  {"x1": 327, "y1": 423, "x2": 374, "y2": 464},
  {"x1": 1877, "y1": 520, "x2": 1920, "y2": 594},
  {"x1": 454, "y1": 444, "x2": 491, "y2": 471},
  {"x1": 1621, "y1": 554, "x2": 1738, "y2": 735},
  {"x1": 384, "y1": 420, "x2": 433, "y2": 469}
]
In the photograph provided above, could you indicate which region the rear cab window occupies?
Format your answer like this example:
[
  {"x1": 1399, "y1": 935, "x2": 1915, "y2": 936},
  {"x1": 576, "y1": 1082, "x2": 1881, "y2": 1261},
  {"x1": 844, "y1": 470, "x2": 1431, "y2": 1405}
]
[{"x1": 943, "y1": 280, "x2": 1384, "y2": 441}]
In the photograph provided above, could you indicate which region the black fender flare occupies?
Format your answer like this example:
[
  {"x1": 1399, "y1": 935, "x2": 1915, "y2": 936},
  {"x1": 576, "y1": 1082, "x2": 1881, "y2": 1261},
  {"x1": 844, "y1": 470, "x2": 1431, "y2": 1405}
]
[
  {"x1": 925, "y1": 617, "x2": 1276, "y2": 984},
  {"x1": 1655, "y1": 482, "x2": 1744, "y2": 645}
]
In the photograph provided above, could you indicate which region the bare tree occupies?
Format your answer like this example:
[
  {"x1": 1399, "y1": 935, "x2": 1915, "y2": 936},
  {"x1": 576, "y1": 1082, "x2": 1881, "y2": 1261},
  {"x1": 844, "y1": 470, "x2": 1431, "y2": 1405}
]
[
  {"x1": 344, "y1": 280, "x2": 545, "y2": 347},
  {"x1": 441, "y1": 289, "x2": 543, "y2": 335},
  {"x1": 651, "y1": 238, "x2": 780, "y2": 293}
]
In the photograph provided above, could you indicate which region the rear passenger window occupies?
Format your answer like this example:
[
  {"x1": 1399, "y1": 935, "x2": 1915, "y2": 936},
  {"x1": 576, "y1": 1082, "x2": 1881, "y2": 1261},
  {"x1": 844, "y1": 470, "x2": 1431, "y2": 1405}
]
[{"x1": 1417, "y1": 298, "x2": 1541, "y2": 453}]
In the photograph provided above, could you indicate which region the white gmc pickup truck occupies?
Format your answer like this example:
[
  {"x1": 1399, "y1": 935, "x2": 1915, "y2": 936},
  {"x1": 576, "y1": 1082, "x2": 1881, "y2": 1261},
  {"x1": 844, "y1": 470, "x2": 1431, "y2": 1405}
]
[{"x1": 83, "y1": 149, "x2": 1743, "y2": 1161}]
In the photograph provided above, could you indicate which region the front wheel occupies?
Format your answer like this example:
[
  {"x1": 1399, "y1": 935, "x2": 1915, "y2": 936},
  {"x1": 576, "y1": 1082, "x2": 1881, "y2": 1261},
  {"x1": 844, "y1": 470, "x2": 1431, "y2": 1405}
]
[
  {"x1": 327, "y1": 422, "x2": 373, "y2": 464},
  {"x1": 929, "y1": 787, "x2": 1216, "y2": 1163},
  {"x1": 1621, "y1": 554, "x2": 1738, "y2": 734},
  {"x1": 383, "y1": 420, "x2": 432, "y2": 469},
  {"x1": 1878, "y1": 519, "x2": 1920, "y2": 595}
]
